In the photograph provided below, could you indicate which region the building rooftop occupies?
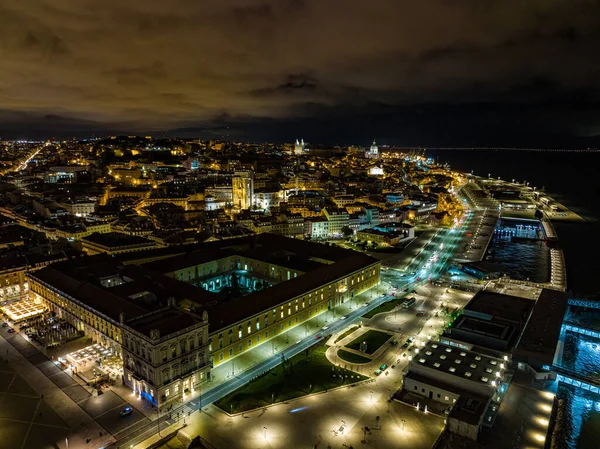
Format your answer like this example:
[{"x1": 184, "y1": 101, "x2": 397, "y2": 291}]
[
  {"x1": 82, "y1": 232, "x2": 155, "y2": 248},
  {"x1": 463, "y1": 290, "x2": 535, "y2": 324},
  {"x1": 410, "y1": 340, "x2": 506, "y2": 389},
  {"x1": 125, "y1": 308, "x2": 205, "y2": 339},
  {"x1": 513, "y1": 288, "x2": 569, "y2": 367},
  {"x1": 30, "y1": 266, "x2": 149, "y2": 323}
]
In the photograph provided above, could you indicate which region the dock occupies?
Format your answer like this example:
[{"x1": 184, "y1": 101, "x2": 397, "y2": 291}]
[
  {"x1": 549, "y1": 248, "x2": 566, "y2": 291},
  {"x1": 541, "y1": 220, "x2": 558, "y2": 241}
]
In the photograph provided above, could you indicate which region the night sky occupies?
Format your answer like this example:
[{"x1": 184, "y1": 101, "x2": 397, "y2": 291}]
[{"x1": 2, "y1": 1, "x2": 600, "y2": 145}]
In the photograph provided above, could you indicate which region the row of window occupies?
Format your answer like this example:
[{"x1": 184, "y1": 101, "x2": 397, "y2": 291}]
[{"x1": 33, "y1": 285, "x2": 121, "y2": 343}]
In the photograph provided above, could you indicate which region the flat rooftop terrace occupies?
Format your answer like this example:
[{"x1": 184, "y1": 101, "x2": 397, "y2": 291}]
[{"x1": 464, "y1": 290, "x2": 535, "y2": 324}]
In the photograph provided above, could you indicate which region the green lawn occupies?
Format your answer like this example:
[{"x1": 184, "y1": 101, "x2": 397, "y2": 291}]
[
  {"x1": 334, "y1": 325, "x2": 359, "y2": 343},
  {"x1": 215, "y1": 344, "x2": 367, "y2": 414},
  {"x1": 337, "y1": 349, "x2": 371, "y2": 364},
  {"x1": 345, "y1": 329, "x2": 392, "y2": 355},
  {"x1": 362, "y1": 296, "x2": 405, "y2": 319}
]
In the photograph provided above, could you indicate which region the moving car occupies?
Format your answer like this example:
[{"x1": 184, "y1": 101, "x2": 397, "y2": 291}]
[
  {"x1": 416, "y1": 312, "x2": 425, "y2": 317},
  {"x1": 120, "y1": 407, "x2": 133, "y2": 417}
]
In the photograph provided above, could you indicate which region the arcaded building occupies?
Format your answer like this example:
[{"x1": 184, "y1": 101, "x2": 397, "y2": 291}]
[{"x1": 27, "y1": 234, "x2": 380, "y2": 404}]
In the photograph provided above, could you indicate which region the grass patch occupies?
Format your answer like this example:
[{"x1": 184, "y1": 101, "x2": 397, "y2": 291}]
[
  {"x1": 362, "y1": 296, "x2": 405, "y2": 319},
  {"x1": 345, "y1": 330, "x2": 392, "y2": 355},
  {"x1": 334, "y1": 325, "x2": 358, "y2": 344},
  {"x1": 337, "y1": 349, "x2": 371, "y2": 364},
  {"x1": 215, "y1": 343, "x2": 367, "y2": 414}
]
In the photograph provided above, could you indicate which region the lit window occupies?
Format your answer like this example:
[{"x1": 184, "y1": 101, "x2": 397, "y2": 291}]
[
  {"x1": 419, "y1": 358, "x2": 426, "y2": 363},
  {"x1": 454, "y1": 359, "x2": 462, "y2": 364},
  {"x1": 431, "y1": 344, "x2": 438, "y2": 349},
  {"x1": 475, "y1": 356, "x2": 482, "y2": 361},
  {"x1": 449, "y1": 367, "x2": 456, "y2": 372},
  {"x1": 485, "y1": 368, "x2": 493, "y2": 374},
  {"x1": 465, "y1": 372, "x2": 472, "y2": 378},
  {"x1": 433, "y1": 362, "x2": 441, "y2": 368},
  {"x1": 470, "y1": 363, "x2": 477, "y2": 369},
  {"x1": 490, "y1": 360, "x2": 497, "y2": 365},
  {"x1": 439, "y1": 355, "x2": 447, "y2": 360},
  {"x1": 460, "y1": 352, "x2": 466, "y2": 356},
  {"x1": 165, "y1": 389, "x2": 170, "y2": 397},
  {"x1": 444, "y1": 396, "x2": 450, "y2": 401},
  {"x1": 445, "y1": 348, "x2": 452, "y2": 353},
  {"x1": 481, "y1": 376, "x2": 489, "y2": 382}
]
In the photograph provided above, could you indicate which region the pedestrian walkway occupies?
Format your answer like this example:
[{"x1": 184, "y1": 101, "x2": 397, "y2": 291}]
[
  {"x1": 0, "y1": 332, "x2": 110, "y2": 449},
  {"x1": 208, "y1": 284, "x2": 386, "y2": 388}
]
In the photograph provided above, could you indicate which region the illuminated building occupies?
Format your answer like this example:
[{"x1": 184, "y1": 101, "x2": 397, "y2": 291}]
[
  {"x1": 232, "y1": 170, "x2": 254, "y2": 210},
  {"x1": 294, "y1": 138, "x2": 306, "y2": 155},
  {"x1": 365, "y1": 139, "x2": 379, "y2": 159},
  {"x1": 26, "y1": 234, "x2": 380, "y2": 403}
]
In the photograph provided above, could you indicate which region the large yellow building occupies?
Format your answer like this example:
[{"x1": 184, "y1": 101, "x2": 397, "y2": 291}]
[{"x1": 26, "y1": 234, "x2": 380, "y2": 404}]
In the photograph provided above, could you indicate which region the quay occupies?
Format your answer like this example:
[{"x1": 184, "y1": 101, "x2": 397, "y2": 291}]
[{"x1": 542, "y1": 220, "x2": 558, "y2": 241}]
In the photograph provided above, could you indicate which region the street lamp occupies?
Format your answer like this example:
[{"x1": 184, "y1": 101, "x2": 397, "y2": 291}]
[
  {"x1": 263, "y1": 426, "x2": 267, "y2": 439},
  {"x1": 370, "y1": 390, "x2": 373, "y2": 403}
]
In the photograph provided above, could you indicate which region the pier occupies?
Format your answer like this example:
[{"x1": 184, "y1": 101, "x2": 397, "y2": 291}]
[
  {"x1": 549, "y1": 249, "x2": 566, "y2": 291},
  {"x1": 542, "y1": 220, "x2": 558, "y2": 241}
]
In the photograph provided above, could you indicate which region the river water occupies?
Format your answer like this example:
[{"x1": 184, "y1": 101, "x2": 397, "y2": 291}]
[
  {"x1": 428, "y1": 149, "x2": 600, "y2": 448},
  {"x1": 429, "y1": 149, "x2": 600, "y2": 298}
]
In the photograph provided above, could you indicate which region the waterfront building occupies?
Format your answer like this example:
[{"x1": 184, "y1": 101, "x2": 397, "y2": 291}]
[{"x1": 26, "y1": 235, "x2": 380, "y2": 404}]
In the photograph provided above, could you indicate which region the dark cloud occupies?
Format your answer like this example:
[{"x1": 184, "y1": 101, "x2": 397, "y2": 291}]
[{"x1": 1, "y1": 1, "x2": 600, "y2": 144}]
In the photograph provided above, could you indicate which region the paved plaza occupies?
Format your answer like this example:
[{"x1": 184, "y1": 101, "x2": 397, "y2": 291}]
[
  {"x1": 149, "y1": 374, "x2": 445, "y2": 449},
  {"x1": 0, "y1": 353, "x2": 73, "y2": 449},
  {"x1": 140, "y1": 283, "x2": 474, "y2": 449},
  {"x1": 0, "y1": 324, "x2": 154, "y2": 449}
]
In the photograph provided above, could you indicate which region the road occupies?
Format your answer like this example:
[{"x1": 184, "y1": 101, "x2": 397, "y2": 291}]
[
  {"x1": 110, "y1": 189, "x2": 475, "y2": 448},
  {"x1": 14, "y1": 145, "x2": 45, "y2": 172}
]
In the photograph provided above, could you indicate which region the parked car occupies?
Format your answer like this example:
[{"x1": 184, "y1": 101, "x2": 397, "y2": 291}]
[
  {"x1": 416, "y1": 312, "x2": 425, "y2": 317},
  {"x1": 374, "y1": 369, "x2": 382, "y2": 376},
  {"x1": 1, "y1": 322, "x2": 8, "y2": 328},
  {"x1": 120, "y1": 407, "x2": 133, "y2": 417},
  {"x1": 8, "y1": 328, "x2": 15, "y2": 333},
  {"x1": 380, "y1": 364, "x2": 388, "y2": 371}
]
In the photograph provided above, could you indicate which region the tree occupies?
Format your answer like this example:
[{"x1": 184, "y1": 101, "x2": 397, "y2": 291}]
[{"x1": 341, "y1": 226, "x2": 353, "y2": 237}]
